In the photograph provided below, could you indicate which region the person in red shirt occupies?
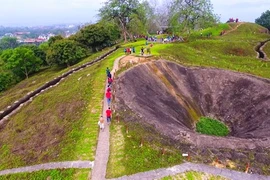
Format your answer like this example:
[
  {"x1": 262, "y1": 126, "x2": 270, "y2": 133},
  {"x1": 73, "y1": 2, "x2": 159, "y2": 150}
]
[
  {"x1": 108, "y1": 77, "x2": 113, "y2": 86},
  {"x1": 106, "y1": 107, "x2": 112, "y2": 123},
  {"x1": 107, "y1": 85, "x2": 111, "y2": 92},
  {"x1": 106, "y1": 91, "x2": 111, "y2": 106}
]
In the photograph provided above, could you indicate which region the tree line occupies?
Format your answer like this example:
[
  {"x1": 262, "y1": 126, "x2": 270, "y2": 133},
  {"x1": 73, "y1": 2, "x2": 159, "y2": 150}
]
[{"x1": 0, "y1": 23, "x2": 120, "y2": 92}]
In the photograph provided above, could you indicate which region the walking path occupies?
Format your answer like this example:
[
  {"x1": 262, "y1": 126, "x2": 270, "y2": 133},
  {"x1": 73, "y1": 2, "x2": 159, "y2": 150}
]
[
  {"x1": 109, "y1": 162, "x2": 270, "y2": 180},
  {"x1": 0, "y1": 161, "x2": 93, "y2": 176},
  {"x1": 91, "y1": 56, "x2": 124, "y2": 180},
  {"x1": 223, "y1": 22, "x2": 244, "y2": 36}
]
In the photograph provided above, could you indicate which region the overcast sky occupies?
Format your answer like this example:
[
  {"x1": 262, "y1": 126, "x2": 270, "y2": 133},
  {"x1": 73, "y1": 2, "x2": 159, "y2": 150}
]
[{"x1": 0, "y1": 0, "x2": 269, "y2": 27}]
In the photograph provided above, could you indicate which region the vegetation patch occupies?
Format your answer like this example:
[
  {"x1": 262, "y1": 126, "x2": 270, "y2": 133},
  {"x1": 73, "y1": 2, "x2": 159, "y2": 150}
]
[
  {"x1": 196, "y1": 117, "x2": 229, "y2": 137},
  {"x1": 0, "y1": 169, "x2": 89, "y2": 180},
  {"x1": 0, "y1": 49, "x2": 121, "y2": 179},
  {"x1": 106, "y1": 112, "x2": 183, "y2": 178},
  {"x1": 160, "y1": 171, "x2": 228, "y2": 180}
]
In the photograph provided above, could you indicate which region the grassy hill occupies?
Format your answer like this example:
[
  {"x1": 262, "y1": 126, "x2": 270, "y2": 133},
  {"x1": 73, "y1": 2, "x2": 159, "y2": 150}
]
[
  {"x1": 1, "y1": 22, "x2": 270, "y2": 179},
  {"x1": 107, "y1": 23, "x2": 270, "y2": 178},
  {"x1": 0, "y1": 48, "x2": 124, "y2": 178}
]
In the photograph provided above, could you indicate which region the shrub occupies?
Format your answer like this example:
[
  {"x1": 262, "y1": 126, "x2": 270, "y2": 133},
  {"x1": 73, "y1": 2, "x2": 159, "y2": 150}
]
[{"x1": 196, "y1": 117, "x2": 229, "y2": 136}]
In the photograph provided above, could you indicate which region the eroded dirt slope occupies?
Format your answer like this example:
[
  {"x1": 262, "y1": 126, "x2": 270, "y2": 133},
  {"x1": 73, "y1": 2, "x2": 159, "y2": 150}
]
[{"x1": 114, "y1": 60, "x2": 270, "y2": 150}]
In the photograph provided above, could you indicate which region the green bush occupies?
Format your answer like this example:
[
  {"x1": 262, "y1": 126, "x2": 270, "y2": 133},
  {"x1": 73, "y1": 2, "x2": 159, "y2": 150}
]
[{"x1": 196, "y1": 117, "x2": 229, "y2": 136}]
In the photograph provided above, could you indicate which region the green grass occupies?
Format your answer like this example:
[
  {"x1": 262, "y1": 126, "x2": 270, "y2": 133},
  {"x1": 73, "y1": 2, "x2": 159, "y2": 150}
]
[
  {"x1": 160, "y1": 171, "x2": 228, "y2": 180},
  {"x1": 157, "y1": 41, "x2": 270, "y2": 79},
  {"x1": 0, "y1": 49, "x2": 124, "y2": 179},
  {"x1": 0, "y1": 49, "x2": 109, "y2": 111},
  {"x1": 0, "y1": 169, "x2": 89, "y2": 180},
  {"x1": 190, "y1": 23, "x2": 230, "y2": 38},
  {"x1": 196, "y1": 117, "x2": 229, "y2": 137},
  {"x1": 106, "y1": 113, "x2": 183, "y2": 178}
]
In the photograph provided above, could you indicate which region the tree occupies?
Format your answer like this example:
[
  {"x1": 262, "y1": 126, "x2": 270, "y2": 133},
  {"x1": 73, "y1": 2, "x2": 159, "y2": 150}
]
[
  {"x1": 169, "y1": 0, "x2": 219, "y2": 34},
  {"x1": 256, "y1": 10, "x2": 270, "y2": 30},
  {"x1": 0, "y1": 37, "x2": 18, "y2": 50},
  {"x1": 48, "y1": 35, "x2": 64, "y2": 47},
  {"x1": 21, "y1": 44, "x2": 47, "y2": 66},
  {"x1": 99, "y1": 0, "x2": 142, "y2": 42},
  {"x1": 0, "y1": 71, "x2": 14, "y2": 92},
  {"x1": 1, "y1": 47, "x2": 42, "y2": 79},
  {"x1": 75, "y1": 23, "x2": 119, "y2": 52},
  {"x1": 46, "y1": 39, "x2": 87, "y2": 67}
]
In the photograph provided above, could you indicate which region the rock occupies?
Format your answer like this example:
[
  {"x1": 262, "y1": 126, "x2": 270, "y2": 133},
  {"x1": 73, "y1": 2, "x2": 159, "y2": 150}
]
[
  {"x1": 232, "y1": 152, "x2": 247, "y2": 160},
  {"x1": 255, "y1": 153, "x2": 270, "y2": 164}
]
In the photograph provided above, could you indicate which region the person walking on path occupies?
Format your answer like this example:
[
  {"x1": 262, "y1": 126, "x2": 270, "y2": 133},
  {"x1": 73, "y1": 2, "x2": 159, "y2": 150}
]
[
  {"x1": 141, "y1": 47, "x2": 144, "y2": 56},
  {"x1": 106, "y1": 67, "x2": 110, "y2": 77},
  {"x1": 106, "y1": 90, "x2": 111, "y2": 106},
  {"x1": 98, "y1": 116, "x2": 105, "y2": 131},
  {"x1": 107, "y1": 72, "x2": 112, "y2": 79},
  {"x1": 108, "y1": 77, "x2": 113, "y2": 86},
  {"x1": 107, "y1": 85, "x2": 111, "y2": 92},
  {"x1": 106, "y1": 107, "x2": 112, "y2": 123}
]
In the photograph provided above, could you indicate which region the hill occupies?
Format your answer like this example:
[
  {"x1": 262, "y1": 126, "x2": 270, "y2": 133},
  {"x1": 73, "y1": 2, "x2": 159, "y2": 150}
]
[{"x1": 1, "y1": 22, "x2": 270, "y2": 179}]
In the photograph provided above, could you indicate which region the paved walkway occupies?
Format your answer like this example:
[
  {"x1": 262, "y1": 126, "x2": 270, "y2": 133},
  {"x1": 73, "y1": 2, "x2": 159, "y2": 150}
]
[
  {"x1": 110, "y1": 162, "x2": 270, "y2": 180},
  {"x1": 91, "y1": 56, "x2": 124, "y2": 180},
  {"x1": 0, "y1": 161, "x2": 93, "y2": 176}
]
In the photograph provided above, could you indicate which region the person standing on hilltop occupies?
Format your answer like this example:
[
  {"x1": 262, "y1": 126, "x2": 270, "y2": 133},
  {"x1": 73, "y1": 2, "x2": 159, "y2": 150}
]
[
  {"x1": 106, "y1": 107, "x2": 112, "y2": 123},
  {"x1": 141, "y1": 47, "x2": 144, "y2": 55}
]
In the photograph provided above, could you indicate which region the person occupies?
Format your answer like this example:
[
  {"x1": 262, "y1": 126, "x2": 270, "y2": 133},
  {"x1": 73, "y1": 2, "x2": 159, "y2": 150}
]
[
  {"x1": 107, "y1": 72, "x2": 112, "y2": 78},
  {"x1": 107, "y1": 85, "x2": 111, "y2": 92},
  {"x1": 132, "y1": 47, "x2": 135, "y2": 53},
  {"x1": 106, "y1": 67, "x2": 110, "y2": 77},
  {"x1": 141, "y1": 47, "x2": 144, "y2": 55},
  {"x1": 106, "y1": 90, "x2": 111, "y2": 106},
  {"x1": 106, "y1": 107, "x2": 112, "y2": 123},
  {"x1": 108, "y1": 77, "x2": 113, "y2": 86},
  {"x1": 124, "y1": 48, "x2": 127, "y2": 54},
  {"x1": 98, "y1": 116, "x2": 105, "y2": 131}
]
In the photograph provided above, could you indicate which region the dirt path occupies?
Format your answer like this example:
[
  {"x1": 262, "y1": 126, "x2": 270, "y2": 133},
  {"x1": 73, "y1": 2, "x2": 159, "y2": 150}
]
[
  {"x1": 0, "y1": 161, "x2": 93, "y2": 176},
  {"x1": 91, "y1": 56, "x2": 124, "y2": 180},
  {"x1": 109, "y1": 162, "x2": 270, "y2": 180},
  {"x1": 223, "y1": 23, "x2": 244, "y2": 36}
]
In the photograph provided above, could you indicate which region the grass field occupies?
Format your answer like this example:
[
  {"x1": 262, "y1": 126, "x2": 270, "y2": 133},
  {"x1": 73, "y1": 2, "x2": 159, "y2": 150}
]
[
  {"x1": 0, "y1": 169, "x2": 89, "y2": 180},
  {"x1": 1, "y1": 22, "x2": 270, "y2": 179},
  {"x1": 106, "y1": 119, "x2": 183, "y2": 178},
  {"x1": 160, "y1": 171, "x2": 228, "y2": 180},
  {"x1": 0, "y1": 49, "x2": 123, "y2": 179},
  {"x1": 0, "y1": 50, "x2": 108, "y2": 111}
]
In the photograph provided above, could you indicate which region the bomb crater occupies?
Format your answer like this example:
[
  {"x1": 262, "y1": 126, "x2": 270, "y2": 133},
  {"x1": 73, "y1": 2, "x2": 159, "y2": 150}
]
[{"x1": 114, "y1": 60, "x2": 270, "y2": 150}]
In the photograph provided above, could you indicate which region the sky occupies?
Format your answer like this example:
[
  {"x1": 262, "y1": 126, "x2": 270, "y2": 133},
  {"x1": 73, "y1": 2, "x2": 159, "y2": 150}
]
[{"x1": 0, "y1": 0, "x2": 269, "y2": 27}]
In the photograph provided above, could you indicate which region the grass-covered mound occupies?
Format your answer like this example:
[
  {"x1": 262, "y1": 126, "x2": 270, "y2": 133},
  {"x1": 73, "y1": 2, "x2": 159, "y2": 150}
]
[{"x1": 196, "y1": 117, "x2": 229, "y2": 137}]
